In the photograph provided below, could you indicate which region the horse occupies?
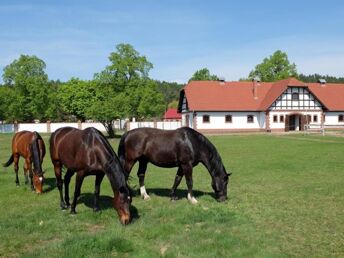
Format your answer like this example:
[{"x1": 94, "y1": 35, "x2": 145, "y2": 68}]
[
  {"x1": 118, "y1": 127, "x2": 231, "y2": 204},
  {"x1": 49, "y1": 127, "x2": 131, "y2": 225},
  {"x1": 3, "y1": 131, "x2": 46, "y2": 193}
]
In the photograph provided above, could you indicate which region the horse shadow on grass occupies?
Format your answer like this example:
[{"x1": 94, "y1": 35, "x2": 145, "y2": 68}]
[
  {"x1": 79, "y1": 193, "x2": 140, "y2": 221},
  {"x1": 144, "y1": 187, "x2": 217, "y2": 201},
  {"x1": 43, "y1": 177, "x2": 57, "y2": 193}
]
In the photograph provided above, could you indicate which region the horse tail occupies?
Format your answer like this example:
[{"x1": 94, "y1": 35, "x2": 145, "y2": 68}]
[
  {"x1": 3, "y1": 154, "x2": 14, "y2": 167},
  {"x1": 118, "y1": 131, "x2": 128, "y2": 168}
]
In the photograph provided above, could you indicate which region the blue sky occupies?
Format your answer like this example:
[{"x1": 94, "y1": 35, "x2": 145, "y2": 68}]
[{"x1": 1, "y1": 0, "x2": 344, "y2": 83}]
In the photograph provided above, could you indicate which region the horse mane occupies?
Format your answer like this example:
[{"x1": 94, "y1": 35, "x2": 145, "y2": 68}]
[
  {"x1": 31, "y1": 131, "x2": 43, "y2": 176},
  {"x1": 184, "y1": 127, "x2": 224, "y2": 176},
  {"x1": 88, "y1": 128, "x2": 128, "y2": 190}
]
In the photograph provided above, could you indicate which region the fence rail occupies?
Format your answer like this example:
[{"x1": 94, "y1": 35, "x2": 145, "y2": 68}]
[{"x1": 304, "y1": 124, "x2": 344, "y2": 136}]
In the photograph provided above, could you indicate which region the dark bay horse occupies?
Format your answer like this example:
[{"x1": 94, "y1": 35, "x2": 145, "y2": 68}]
[
  {"x1": 118, "y1": 127, "x2": 231, "y2": 203},
  {"x1": 49, "y1": 127, "x2": 131, "y2": 225},
  {"x1": 3, "y1": 131, "x2": 45, "y2": 193}
]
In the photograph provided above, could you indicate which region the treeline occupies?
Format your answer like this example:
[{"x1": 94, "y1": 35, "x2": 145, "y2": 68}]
[
  {"x1": 0, "y1": 44, "x2": 183, "y2": 137},
  {"x1": 297, "y1": 73, "x2": 344, "y2": 83}
]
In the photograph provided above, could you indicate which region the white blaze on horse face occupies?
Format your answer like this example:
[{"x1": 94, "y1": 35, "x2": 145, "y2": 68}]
[
  {"x1": 39, "y1": 177, "x2": 43, "y2": 182},
  {"x1": 140, "y1": 186, "x2": 150, "y2": 200},
  {"x1": 187, "y1": 193, "x2": 198, "y2": 204}
]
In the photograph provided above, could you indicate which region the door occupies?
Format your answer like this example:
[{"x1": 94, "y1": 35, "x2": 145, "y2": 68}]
[{"x1": 285, "y1": 115, "x2": 290, "y2": 132}]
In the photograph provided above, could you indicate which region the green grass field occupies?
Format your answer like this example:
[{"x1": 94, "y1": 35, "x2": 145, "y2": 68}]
[{"x1": 0, "y1": 133, "x2": 343, "y2": 257}]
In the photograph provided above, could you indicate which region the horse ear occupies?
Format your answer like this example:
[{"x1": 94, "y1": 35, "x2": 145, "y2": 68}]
[{"x1": 227, "y1": 173, "x2": 232, "y2": 177}]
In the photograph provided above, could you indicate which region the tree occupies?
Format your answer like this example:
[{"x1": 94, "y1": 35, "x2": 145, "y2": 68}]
[
  {"x1": 2, "y1": 55, "x2": 50, "y2": 121},
  {"x1": 248, "y1": 50, "x2": 297, "y2": 82},
  {"x1": 90, "y1": 43, "x2": 155, "y2": 137},
  {"x1": 297, "y1": 73, "x2": 344, "y2": 83},
  {"x1": 189, "y1": 68, "x2": 219, "y2": 82},
  {"x1": 137, "y1": 80, "x2": 166, "y2": 119},
  {"x1": 58, "y1": 78, "x2": 96, "y2": 121},
  {"x1": 155, "y1": 80, "x2": 184, "y2": 106}
]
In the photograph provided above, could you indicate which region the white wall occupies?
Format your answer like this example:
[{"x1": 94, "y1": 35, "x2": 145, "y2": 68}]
[
  {"x1": 195, "y1": 112, "x2": 265, "y2": 130},
  {"x1": 324, "y1": 112, "x2": 344, "y2": 125}
]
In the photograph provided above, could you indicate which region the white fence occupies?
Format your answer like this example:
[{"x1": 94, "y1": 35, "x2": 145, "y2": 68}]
[{"x1": 304, "y1": 123, "x2": 344, "y2": 136}]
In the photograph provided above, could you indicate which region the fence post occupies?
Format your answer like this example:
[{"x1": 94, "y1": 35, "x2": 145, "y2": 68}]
[
  {"x1": 78, "y1": 120, "x2": 82, "y2": 130},
  {"x1": 47, "y1": 120, "x2": 51, "y2": 133}
]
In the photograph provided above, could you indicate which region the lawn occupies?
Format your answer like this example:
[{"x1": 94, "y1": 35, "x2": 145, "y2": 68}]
[{"x1": 0, "y1": 133, "x2": 343, "y2": 257}]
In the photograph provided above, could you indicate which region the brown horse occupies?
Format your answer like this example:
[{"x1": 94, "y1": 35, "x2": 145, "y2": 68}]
[
  {"x1": 49, "y1": 127, "x2": 131, "y2": 225},
  {"x1": 3, "y1": 131, "x2": 45, "y2": 193},
  {"x1": 118, "y1": 127, "x2": 231, "y2": 204}
]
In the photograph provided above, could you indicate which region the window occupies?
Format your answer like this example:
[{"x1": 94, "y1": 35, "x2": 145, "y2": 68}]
[
  {"x1": 247, "y1": 115, "x2": 254, "y2": 123},
  {"x1": 225, "y1": 115, "x2": 232, "y2": 123},
  {"x1": 292, "y1": 93, "x2": 299, "y2": 101},
  {"x1": 273, "y1": 115, "x2": 278, "y2": 123},
  {"x1": 313, "y1": 115, "x2": 318, "y2": 123},
  {"x1": 203, "y1": 115, "x2": 210, "y2": 123},
  {"x1": 339, "y1": 115, "x2": 344, "y2": 122},
  {"x1": 280, "y1": 115, "x2": 284, "y2": 123}
]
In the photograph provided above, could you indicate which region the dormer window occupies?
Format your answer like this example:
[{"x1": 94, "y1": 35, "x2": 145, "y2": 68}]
[{"x1": 292, "y1": 93, "x2": 299, "y2": 101}]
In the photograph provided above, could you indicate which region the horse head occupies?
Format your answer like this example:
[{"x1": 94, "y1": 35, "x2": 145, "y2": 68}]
[
  {"x1": 113, "y1": 186, "x2": 132, "y2": 225},
  {"x1": 32, "y1": 169, "x2": 45, "y2": 194},
  {"x1": 212, "y1": 172, "x2": 232, "y2": 202}
]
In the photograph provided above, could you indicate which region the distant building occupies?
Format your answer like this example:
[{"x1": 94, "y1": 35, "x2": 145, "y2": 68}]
[
  {"x1": 178, "y1": 77, "x2": 344, "y2": 133},
  {"x1": 163, "y1": 108, "x2": 182, "y2": 121}
]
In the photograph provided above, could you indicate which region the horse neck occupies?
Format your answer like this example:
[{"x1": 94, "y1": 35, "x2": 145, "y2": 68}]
[
  {"x1": 200, "y1": 143, "x2": 225, "y2": 178},
  {"x1": 31, "y1": 136, "x2": 43, "y2": 176},
  {"x1": 104, "y1": 159, "x2": 127, "y2": 193}
]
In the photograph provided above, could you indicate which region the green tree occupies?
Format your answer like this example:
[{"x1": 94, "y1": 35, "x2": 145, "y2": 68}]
[
  {"x1": 248, "y1": 50, "x2": 297, "y2": 82},
  {"x1": 2, "y1": 55, "x2": 50, "y2": 121},
  {"x1": 90, "y1": 43, "x2": 155, "y2": 137},
  {"x1": 58, "y1": 78, "x2": 96, "y2": 121},
  {"x1": 189, "y1": 68, "x2": 219, "y2": 82},
  {"x1": 137, "y1": 80, "x2": 166, "y2": 119}
]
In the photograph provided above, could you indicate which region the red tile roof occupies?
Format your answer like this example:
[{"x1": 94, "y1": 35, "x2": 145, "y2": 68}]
[
  {"x1": 164, "y1": 108, "x2": 182, "y2": 119},
  {"x1": 180, "y1": 78, "x2": 344, "y2": 112}
]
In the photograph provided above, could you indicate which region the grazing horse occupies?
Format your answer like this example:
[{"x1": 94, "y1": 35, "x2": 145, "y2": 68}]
[
  {"x1": 3, "y1": 131, "x2": 45, "y2": 193},
  {"x1": 118, "y1": 127, "x2": 231, "y2": 204},
  {"x1": 49, "y1": 127, "x2": 131, "y2": 225}
]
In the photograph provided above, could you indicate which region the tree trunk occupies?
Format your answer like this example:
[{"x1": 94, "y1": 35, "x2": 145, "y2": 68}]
[{"x1": 102, "y1": 121, "x2": 115, "y2": 138}]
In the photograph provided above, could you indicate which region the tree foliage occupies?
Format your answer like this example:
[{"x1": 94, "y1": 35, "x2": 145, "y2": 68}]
[
  {"x1": 297, "y1": 73, "x2": 344, "y2": 83},
  {"x1": 189, "y1": 68, "x2": 219, "y2": 82},
  {"x1": 248, "y1": 50, "x2": 297, "y2": 82},
  {"x1": 2, "y1": 55, "x2": 50, "y2": 121}
]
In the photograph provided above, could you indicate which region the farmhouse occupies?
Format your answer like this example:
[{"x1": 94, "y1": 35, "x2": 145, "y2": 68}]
[
  {"x1": 163, "y1": 108, "x2": 182, "y2": 121},
  {"x1": 178, "y1": 77, "x2": 344, "y2": 133}
]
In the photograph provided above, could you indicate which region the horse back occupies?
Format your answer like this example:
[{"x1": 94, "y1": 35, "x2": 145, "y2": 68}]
[
  {"x1": 122, "y1": 127, "x2": 196, "y2": 167},
  {"x1": 50, "y1": 127, "x2": 108, "y2": 171}
]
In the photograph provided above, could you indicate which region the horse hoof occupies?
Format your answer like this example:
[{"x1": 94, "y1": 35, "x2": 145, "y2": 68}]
[
  {"x1": 143, "y1": 194, "x2": 151, "y2": 200},
  {"x1": 170, "y1": 196, "x2": 179, "y2": 201},
  {"x1": 70, "y1": 210, "x2": 77, "y2": 215},
  {"x1": 187, "y1": 194, "x2": 198, "y2": 204}
]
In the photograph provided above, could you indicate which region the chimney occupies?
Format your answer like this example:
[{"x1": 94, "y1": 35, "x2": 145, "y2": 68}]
[
  {"x1": 252, "y1": 76, "x2": 260, "y2": 99},
  {"x1": 318, "y1": 78, "x2": 326, "y2": 87},
  {"x1": 218, "y1": 77, "x2": 225, "y2": 85}
]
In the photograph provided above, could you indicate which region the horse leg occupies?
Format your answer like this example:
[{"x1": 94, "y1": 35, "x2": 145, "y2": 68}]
[
  {"x1": 183, "y1": 164, "x2": 198, "y2": 204},
  {"x1": 14, "y1": 154, "x2": 20, "y2": 186},
  {"x1": 53, "y1": 162, "x2": 68, "y2": 209},
  {"x1": 137, "y1": 160, "x2": 150, "y2": 200},
  {"x1": 70, "y1": 171, "x2": 85, "y2": 214},
  {"x1": 26, "y1": 159, "x2": 35, "y2": 192},
  {"x1": 170, "y1": 167, "x2": 184, "y2": 201},
  {"x1": 94, "y1": 172, "x2": 105, "y2": 212},
  {"x1": 64, "y1": 169, "x2": 74, "y2": 207},
  {"x1": 23, "y1": 162, "x2": 29, "y2": 185}
]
